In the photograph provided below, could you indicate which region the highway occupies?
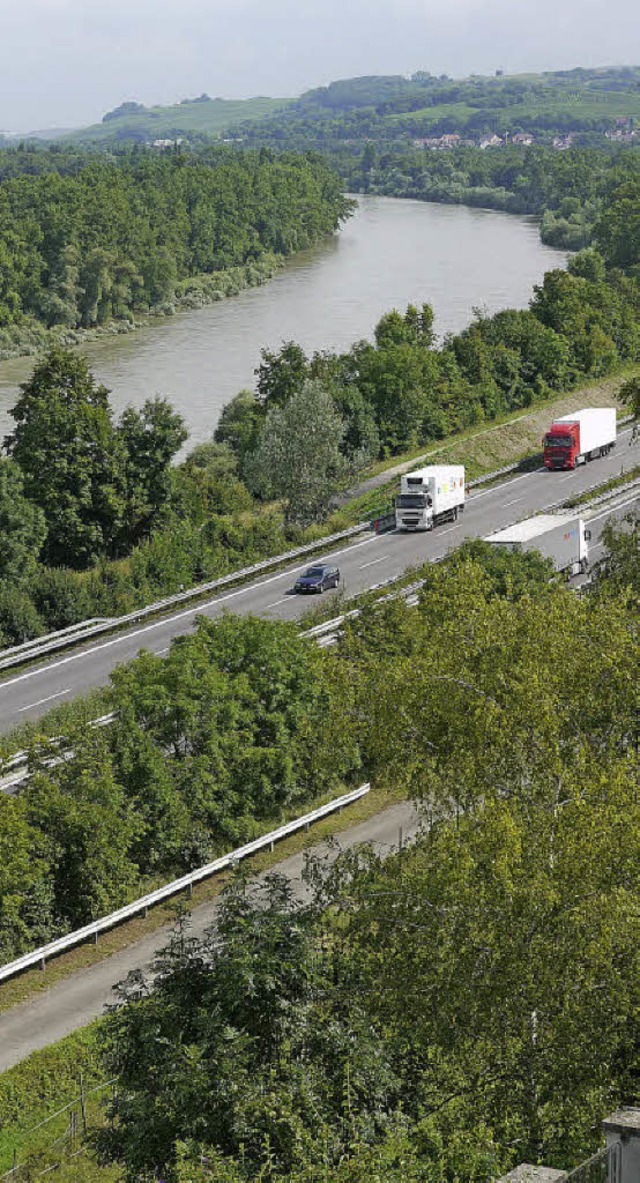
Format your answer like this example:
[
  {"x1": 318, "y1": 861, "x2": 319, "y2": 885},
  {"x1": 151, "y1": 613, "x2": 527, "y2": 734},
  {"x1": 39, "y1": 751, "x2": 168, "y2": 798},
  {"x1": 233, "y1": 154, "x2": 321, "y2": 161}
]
[
  {"x1": 0, "y1": 428, "x2": 638, "y2": 734},
  {"x1": 0, "y1": 798, "x2": 421, "y2": 1071}
]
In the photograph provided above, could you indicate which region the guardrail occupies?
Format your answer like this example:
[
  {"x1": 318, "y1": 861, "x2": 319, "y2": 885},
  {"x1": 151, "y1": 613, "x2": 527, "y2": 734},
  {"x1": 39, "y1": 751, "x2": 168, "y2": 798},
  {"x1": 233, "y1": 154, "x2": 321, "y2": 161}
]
[
  {"x1": 0, "y1": 783, "x2": 370, "y2": 983},
  {"x1": 0, "y1": 523, "x2": 372, "y2": 674},
  {"x1": 2, "y1": 471, "x2": 637, "y2": 796},
  {"x1": 0, "y1": 619, "x2": 112, "y2": 664},
  {"x1": 0, "y1": 713, "x2": 116, "y2": 794},
  {"x1": 2, "y1": 416, "x2": 633, "y2": 675}
]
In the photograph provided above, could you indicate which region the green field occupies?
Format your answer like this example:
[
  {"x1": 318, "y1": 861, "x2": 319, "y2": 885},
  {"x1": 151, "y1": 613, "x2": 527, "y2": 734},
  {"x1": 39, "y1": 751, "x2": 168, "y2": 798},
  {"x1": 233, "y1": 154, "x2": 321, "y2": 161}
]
[{"x1": 70, "y1": 94, "x2": 290, "y2": 143}]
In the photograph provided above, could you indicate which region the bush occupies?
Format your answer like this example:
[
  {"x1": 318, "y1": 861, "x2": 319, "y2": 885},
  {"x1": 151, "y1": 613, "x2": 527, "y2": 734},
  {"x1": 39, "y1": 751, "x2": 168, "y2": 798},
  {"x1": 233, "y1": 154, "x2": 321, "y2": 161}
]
[{"x1": 0, "y1": 585, "x2": 44, "y2": 645}]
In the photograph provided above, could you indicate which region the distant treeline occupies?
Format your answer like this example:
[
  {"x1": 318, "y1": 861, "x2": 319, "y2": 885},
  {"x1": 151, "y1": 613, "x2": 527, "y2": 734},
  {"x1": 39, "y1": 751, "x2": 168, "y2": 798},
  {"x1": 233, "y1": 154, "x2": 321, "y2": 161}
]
[
  {"x1": 0, "y1": 148, "x2": 351, "y2": 337},
  {"x1": 337, "y1": 142, "x2": 640, "y2": 251}
]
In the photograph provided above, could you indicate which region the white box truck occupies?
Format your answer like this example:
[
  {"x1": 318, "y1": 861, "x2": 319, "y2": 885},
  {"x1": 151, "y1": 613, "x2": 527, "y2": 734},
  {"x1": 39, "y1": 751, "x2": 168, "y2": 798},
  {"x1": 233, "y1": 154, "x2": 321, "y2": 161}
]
[
  {"x1": 484, "y1": 513, "x2": 591, "y2": 577},
  {"x1": 543, "y1": 407, "x2": 616, "y2": 470},
  {"x1": 395, "y1": 465, "x2": 465, "y2": 531}
]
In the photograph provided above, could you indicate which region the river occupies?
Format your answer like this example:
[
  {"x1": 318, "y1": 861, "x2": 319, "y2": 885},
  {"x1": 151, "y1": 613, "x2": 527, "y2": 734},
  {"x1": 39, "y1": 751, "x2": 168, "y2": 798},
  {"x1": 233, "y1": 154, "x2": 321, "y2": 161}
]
[{"x1": 0, "y1": 195, "x2": 565, "y2": 448}]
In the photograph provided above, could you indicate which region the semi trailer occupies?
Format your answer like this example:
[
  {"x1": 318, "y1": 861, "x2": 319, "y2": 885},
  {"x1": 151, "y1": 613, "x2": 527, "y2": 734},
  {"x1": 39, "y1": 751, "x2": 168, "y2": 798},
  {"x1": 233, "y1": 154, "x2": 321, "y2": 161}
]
[
  {"x1": 395, "y1": 465, "x2": 465, "y2": 531},
  {"x1": 484, "y1": 513, "x2": 591, "y2": 577},
  {"x1": 543, "y1": 407, "x2": 616, "y2": 470}
]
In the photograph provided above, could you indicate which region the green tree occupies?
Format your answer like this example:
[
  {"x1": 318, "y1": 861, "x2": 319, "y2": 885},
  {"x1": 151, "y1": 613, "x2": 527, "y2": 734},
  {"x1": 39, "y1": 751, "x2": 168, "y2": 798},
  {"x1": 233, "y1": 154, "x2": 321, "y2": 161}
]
[
  {"x1": 213, "y1": 389, "x2": 264, "y2": 467},
  {"x1": 618, "y1": 375, "x2": 640, "y2": 424},
  {"x1": 117, "y1": 396, "x2": 187, "y2": 546},
  {"x1": 5, "y1": 347, "x2": 126, "y2": 568},
  {"x1": 0, "y1": 795, "x2": 53, "y2": 958},
  {"x1": 246, "y1": 379, "x2": 349, "y2": 525},
  {"x1": 101, "y1": 874, "x2": 396, "y2": 1180},
  {"x1": 255, "y1": 341, "x2": 310, "y2": 408},
  {"x1": 24, "y1": 729, "x2": 139, "y2": 929},
  {"x1": 0, "y1": 458, "x2": 47, "y2": 582}
]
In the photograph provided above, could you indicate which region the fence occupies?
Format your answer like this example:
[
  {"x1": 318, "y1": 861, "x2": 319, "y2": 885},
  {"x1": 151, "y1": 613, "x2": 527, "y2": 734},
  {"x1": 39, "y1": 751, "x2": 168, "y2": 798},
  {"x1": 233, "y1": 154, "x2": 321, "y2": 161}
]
[
  {"x1": 0, "y1": 783, "x2": 370, "y2": 984},
  {"x1": 564, "y1": 1145, "x2": 622, "y2": 1183},
  {"x1": 0, "y1": 1077, "x2": 116, "y2": 1180}
]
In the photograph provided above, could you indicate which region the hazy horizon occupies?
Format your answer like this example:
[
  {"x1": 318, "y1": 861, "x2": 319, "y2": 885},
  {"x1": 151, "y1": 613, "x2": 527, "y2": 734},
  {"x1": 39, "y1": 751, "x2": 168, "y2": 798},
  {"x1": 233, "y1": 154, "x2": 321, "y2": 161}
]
[{"x1": 1, "y1": 0, "x2": 639, "y2": 132}]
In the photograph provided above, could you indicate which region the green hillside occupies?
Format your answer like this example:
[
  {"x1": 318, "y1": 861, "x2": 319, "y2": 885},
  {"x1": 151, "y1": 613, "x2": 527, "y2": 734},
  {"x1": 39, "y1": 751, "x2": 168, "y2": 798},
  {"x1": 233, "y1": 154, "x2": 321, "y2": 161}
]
[
  {"x1": 69, "y1": 94, "x2": 290, "y2": 143},
  {"x1": 60, "y1": 68, "x2": 640, "y2": 147},
  {"x1": 235, "y1": 66, "x2": 640, "y2": 147}
]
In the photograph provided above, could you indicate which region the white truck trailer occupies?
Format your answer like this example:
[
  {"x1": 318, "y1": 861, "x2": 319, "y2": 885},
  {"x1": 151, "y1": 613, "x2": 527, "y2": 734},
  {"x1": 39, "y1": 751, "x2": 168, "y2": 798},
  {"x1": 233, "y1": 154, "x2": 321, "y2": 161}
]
[
  {"x1": 484, "y1": 513, "x2": 591, "y2": 577},
  {"x1": 395, "y1": 465, "x2": 465, "y2": 531},
  {"x1": 543, "y1": 407, "x2": 616, "y2": 470}
]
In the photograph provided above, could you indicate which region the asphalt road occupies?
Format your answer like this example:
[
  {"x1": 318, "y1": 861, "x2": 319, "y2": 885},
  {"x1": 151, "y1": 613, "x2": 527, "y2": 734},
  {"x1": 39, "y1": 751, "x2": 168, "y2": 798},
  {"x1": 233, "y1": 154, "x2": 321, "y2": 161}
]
[
  {"x1": 0, "y1": 428, "x2": 638, "y2": 734},
  {"x1": 0, "y1": 799, "x2": 421, "y2": 1071}
]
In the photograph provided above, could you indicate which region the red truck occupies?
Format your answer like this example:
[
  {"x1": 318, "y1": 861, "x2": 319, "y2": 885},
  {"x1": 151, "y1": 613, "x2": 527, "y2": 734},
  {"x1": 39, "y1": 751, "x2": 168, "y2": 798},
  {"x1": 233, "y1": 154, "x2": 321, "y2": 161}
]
[{"x1": 543, "y1": 407, "x2": 617, "y2": 471}]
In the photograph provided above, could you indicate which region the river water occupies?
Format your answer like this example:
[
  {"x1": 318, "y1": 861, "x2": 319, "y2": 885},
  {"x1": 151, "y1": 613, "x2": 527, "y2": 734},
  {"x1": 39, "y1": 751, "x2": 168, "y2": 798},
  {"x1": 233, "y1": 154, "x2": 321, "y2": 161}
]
[{"x1": 0, "y1": 195, "x2": 565, "y2": 448}]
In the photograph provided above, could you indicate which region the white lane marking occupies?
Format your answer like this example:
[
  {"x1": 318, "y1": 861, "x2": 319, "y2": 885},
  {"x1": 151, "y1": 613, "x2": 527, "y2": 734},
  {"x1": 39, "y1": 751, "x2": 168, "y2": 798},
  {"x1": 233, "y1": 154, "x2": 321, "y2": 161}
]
[
  {"x1": 154, "y1": 647, "x2": 169, "y2": 656},
  {"x1": 438, "y1": 525, "x2": 461, "y2": 536},
  {"x1": 18, "y1": 688, "x2": 70, "y2": 712},
  {"x1": 0, "y1": 535, "x2": 383, "y2": 694},
  {"x1": 2, "y1": 445, "x2": 637, "y2": 699},
  {"x1": 360, "y1": 555, "x2": 387, "y2": 569},
  {"x1": 469, "y1": 429, "x2": 636, "y2": 502},
  {"x1": 558, "y1": 473, "x2": 575, "y2": 482},
  {"x1": 470, "y1": 469, "x2": 544, "y2": 502},
  {"x1": 266, "y1": 597, "x2": 291, "y2": 609},
  {"x1": 503, "y1": 497, "x2": 523, "y2": 506}
]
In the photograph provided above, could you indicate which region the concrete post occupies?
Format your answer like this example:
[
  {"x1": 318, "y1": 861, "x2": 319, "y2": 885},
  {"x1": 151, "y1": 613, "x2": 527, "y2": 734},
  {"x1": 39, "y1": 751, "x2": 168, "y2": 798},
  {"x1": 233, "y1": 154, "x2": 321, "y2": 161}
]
[
  {"x1": 497, "y1": 1166, "x2": 565, "y2": 1182},
  {"x1": 603, "y1": 1108, "x2": 640, "y2": 1183}
]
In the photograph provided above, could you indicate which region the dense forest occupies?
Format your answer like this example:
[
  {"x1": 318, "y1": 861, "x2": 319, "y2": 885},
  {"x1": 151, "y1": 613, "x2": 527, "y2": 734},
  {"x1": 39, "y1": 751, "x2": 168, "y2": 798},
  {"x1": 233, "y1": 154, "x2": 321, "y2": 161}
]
[
  {"x1": 339, "y1": 142, "x2": 640, "y2": 250},
  {"x1": 0, "y1": 148, "x2": 351, "y2": 351},
  {"x1": 0, "y1": 170, "x2": 638, "y2": 646}
]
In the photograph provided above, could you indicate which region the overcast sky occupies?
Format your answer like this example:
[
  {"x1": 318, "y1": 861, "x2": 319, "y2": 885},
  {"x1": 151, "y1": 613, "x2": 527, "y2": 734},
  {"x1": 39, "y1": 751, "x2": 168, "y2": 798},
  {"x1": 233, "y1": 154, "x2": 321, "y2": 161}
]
[{"x1": 1, "y1": 0, "x2": 638, "y2": 131}]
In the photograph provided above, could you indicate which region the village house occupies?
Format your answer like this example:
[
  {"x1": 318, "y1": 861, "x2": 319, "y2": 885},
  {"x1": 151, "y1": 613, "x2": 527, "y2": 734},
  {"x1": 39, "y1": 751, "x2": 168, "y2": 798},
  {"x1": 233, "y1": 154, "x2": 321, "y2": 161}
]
[
  {"x1": 479, "y1": 133, "x2": 503, "y2": 149},
  {"x1": 552, "y1": 133, "x2": 574, "y2": 150}
]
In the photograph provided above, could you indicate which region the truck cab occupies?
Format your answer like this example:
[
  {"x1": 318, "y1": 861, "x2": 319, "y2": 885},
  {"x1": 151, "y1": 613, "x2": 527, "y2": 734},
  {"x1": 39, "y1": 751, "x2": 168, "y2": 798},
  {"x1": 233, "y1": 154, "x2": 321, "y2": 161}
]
[
  {"x1": 543, "y1": 423, "x2": 579, "y2": 470},
  {"x1": 395, "y1": 480, "x2": 433, "y2": 531},
  {"x1": 395, "y1": 465, "x2": 465, "y2": 532}
]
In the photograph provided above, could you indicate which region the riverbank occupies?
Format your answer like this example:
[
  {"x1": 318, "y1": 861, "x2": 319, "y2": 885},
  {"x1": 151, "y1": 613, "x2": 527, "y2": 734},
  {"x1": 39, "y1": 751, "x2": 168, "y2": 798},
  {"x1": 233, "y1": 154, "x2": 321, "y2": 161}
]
[
  {"x1": 0, "y1": 253, "x2": 284, "y2": 362},
  {"x1": 0, "y1": 196, "x2": 565, "y2": 443}
]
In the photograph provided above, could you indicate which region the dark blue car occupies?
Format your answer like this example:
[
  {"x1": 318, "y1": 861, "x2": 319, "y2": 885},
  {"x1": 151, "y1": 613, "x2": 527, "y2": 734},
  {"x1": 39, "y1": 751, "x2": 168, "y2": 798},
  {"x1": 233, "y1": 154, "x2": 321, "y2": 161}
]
[{"x1": 294, "y1": 564, "x2": 340, "y2": 594}]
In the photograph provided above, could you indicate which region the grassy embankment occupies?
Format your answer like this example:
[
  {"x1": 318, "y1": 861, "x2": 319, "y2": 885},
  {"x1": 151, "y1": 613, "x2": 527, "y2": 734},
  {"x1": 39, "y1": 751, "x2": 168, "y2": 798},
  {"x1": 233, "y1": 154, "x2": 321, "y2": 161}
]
[{"x1": 336, "y1": 367, "x2": 636, "y2": 525}]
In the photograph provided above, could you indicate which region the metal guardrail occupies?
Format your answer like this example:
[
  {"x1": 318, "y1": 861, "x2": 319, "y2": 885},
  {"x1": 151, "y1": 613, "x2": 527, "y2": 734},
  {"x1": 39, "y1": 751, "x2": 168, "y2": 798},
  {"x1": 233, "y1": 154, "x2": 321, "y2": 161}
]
[
  {"x1": 0, "y1": 619, "x2": 111, "y2": 663},
  {"x1": 2, "y1": 475, "x2": 638, "y2": 796},
  {"x1": 0, "y1": 783, "x2": 370, "y2": 983},
  {"x1": 1, "y1": 415, "x2": 633, "y2": 675},
  {"x1": 545, "y1": 474, "x2": 640, "y2": 517},
  {"x1": 564, "y1": 1143, "x2": 622, "y2": 1183},
  {"x1": 0, "y1": 523, "x2": 371, "y2": 673},
  {"x1": 0, "y1": 713, "x2": 116, "y2": 794}
]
